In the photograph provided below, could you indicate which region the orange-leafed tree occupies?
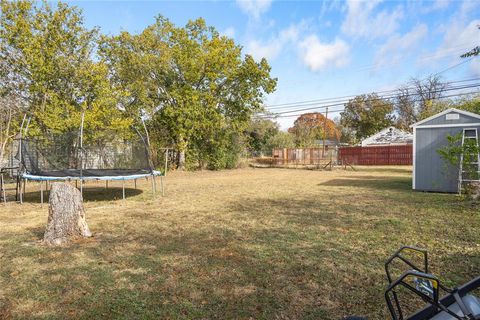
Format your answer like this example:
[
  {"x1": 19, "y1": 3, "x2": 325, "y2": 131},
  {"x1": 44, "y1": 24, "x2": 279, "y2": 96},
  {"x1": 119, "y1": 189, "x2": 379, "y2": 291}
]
[{"x1": 288, "y1": 112, "x2": 341, "y2": 147}]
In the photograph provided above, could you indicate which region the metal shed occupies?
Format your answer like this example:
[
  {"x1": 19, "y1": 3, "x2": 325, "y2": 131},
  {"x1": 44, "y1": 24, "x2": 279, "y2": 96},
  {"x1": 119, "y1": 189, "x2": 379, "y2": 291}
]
[{"x1": 412, "y1": 108, "x2": 480, "y2": 193}]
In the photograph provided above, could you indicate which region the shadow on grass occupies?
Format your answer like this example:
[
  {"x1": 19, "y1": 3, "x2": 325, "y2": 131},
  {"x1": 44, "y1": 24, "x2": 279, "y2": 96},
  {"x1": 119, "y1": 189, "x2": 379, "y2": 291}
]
[
  {"x1": 3, "y1": 193, "x2": 475, "y2": 320},
  {"x1": 319, "y1": 175, "x2": 412, "y2": 192},
  {"x1": 20, "y1": 187, "x2": 143, "y2": 203},
  {"x1": 351, "y1": 166, "x2": 412, "y2": 174},
  {"x1": 27, "y1": 226, "x2": 44, "y2": 239},
  {"x1": 2, "y1": 226, "x2": 340, "y2": 319}
]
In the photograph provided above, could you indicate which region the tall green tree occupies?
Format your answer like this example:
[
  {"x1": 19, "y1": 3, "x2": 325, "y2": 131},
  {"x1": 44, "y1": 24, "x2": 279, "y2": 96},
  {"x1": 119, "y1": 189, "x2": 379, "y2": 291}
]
[
  {"x1": 455, "y1": 96, "x2": 480, "y2": 115},
  {"x1": 246, "y1": 118, "x2": 280, "y2": 156},
  {"x1": 100, "y1": 17, "x2": 276, "y2": 169},
  {"x1": 267, "y1": 131, "x2": 295, "y2": 150},
  {"x1": 340, "y1": 93, "x2": 394, "y2": 141},
  {"x1": 0, "y1": 0, "x2": 129, "y2": 141}
]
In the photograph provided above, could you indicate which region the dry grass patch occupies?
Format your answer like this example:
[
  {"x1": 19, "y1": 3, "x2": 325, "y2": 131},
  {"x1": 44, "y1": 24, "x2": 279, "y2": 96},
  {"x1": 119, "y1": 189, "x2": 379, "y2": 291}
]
[{"x1": 0, "y1": 167, "x2": 479, "y2": 319}]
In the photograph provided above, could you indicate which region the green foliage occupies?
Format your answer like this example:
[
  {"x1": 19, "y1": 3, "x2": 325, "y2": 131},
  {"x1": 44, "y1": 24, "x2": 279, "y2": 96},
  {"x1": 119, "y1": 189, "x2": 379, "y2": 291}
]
[
  {"x1": 185, "y1": 130, "x2": 245, "y2": 170},
  {"x1": 340, "y1": 93, "x2": 394, "y2": 141},
  {"x1": 461, "y1": 46, "x2": 480, "y2": 58},
  {"x1": 0, "y1": 0, "x2": 130, "y2": 141},
  {"x1": 437, "y1": 133, "x2": 463, "y2": 168},
  {"x1": 100, "y1": 16, "x2": 276, "y2": 169},
  {"x1": 267, "y1": 131, "x2": 295, "y2": 150},
  {"x1": 246, "y1": 119, "x2": 280, "y2": 156},
  {"x1": 245, "y1": 119, "x2": 296, "y2": 155},
  {"x1": 438, "y1": 133, "x2": 480, "y2": 196},
  {"x1": 455, "y1": 97, "x2": 480, "y2": 115}
]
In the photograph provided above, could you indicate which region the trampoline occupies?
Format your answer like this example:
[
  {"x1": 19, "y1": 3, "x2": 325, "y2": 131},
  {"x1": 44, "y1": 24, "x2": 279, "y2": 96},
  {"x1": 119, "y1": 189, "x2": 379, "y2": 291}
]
[
  {"x1": 17, "y1": 114, "x2": 166, "y2": 203},
  {"x1": 22, "y1": 169, "x2": 162, "y2": 181}
]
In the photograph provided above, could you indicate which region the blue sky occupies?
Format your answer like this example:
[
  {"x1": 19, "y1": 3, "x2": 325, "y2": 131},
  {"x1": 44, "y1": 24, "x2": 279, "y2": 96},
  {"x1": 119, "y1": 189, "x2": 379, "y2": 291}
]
[{"x1": 68, "y1": 0, "x2": 480, "y2": 129}]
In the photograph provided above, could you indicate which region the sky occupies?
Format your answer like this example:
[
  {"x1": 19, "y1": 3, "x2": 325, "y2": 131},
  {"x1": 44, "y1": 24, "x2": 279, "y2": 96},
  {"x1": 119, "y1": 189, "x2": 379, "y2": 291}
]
[{"x1": 68, "y1": 0, "x2": 480, "y2": 129}]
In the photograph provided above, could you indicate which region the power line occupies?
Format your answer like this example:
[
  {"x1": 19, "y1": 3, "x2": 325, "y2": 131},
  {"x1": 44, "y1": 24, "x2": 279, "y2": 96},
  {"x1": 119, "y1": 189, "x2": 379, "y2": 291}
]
[
  {"x1": 257, "y1": 90, "x2": 480, "y2": 119},
  {"x1": 259, "y1": 83, "x2": 480, "y2": 117},
  {"x1": 433, "y1": 57, "x2": 476, "y2": 76},
  {"x1": 263, "y1": 77, "x2": 480, "y2": 110}
]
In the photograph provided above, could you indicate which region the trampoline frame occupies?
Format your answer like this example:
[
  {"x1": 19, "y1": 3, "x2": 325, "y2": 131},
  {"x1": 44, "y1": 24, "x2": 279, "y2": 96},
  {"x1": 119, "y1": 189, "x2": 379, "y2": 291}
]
[{"x1": 16, "y1": 112, "x2": 168, "y2": 204}]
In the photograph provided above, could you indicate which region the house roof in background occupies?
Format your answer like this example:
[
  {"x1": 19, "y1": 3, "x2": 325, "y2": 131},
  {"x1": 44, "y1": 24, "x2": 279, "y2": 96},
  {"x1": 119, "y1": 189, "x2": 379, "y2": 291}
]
[{"x1": 361, "y1": 127, "x2": 413, "y2": 146}]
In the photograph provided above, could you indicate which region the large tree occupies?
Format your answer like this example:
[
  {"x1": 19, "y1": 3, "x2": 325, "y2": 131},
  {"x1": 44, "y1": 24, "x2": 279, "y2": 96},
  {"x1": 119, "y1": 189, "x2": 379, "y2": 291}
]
[
  {"x1": 246, "y1": 118, "x2": 280, "y2": 156},
  {"x1": 394, "y1": 85, "x2": 417, "y2": 131},
  {"x1": 0, "y1": 0, "x2": 129, "y2": 142},
  {"x1": 340, "y1": 93, "x2": 394, "y2": 141},
  {"x1": 100, "y1": 17, "x2": 276, "y2": 169},
  {"x1": 288, "y1": 112, "x2": 340, "y2": 147},
  {"x1": 394, "y1": 75, "x2": 447, "y2": 129},
  {"x1": 412, "y1": 75, "x2": 446, "y2": 120}
]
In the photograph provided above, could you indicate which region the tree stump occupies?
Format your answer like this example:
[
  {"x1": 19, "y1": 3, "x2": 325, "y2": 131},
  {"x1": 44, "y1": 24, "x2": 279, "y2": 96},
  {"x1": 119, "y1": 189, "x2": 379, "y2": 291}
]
[{"x1": 44, "y1": 182, "x2": 92, "y2": 245}]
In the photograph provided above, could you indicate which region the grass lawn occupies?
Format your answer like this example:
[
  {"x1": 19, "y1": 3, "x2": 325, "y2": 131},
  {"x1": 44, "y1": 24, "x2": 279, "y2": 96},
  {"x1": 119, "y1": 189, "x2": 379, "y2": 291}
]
[{"x1": 0, "y1": 167, "x2": 479, "y2": 319}]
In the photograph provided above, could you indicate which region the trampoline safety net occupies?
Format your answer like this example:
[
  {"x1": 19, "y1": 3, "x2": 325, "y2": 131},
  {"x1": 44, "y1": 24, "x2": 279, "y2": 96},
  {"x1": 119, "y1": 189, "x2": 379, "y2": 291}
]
[{"x1": 19, "y1": 130, "x2": 153, "y2": 179}]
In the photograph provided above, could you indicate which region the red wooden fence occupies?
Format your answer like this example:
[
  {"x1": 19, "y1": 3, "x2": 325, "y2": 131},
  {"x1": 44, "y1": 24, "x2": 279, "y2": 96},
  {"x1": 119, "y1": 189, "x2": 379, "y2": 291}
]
[{"x1": 338, "y1": 145, "x2": 412, "y2": 165}]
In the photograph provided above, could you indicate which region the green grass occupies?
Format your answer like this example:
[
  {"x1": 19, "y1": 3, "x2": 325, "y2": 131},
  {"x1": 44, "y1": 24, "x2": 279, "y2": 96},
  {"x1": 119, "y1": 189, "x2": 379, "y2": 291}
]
[{"x1": 0, "y1": 167, "x2": 479, "y2": 319}]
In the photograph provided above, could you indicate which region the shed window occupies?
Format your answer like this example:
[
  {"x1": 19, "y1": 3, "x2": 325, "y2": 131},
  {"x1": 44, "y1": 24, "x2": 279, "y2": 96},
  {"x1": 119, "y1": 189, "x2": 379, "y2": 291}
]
[{"x1": 446, "y1": 113, "x2": 459, "y2": 120}]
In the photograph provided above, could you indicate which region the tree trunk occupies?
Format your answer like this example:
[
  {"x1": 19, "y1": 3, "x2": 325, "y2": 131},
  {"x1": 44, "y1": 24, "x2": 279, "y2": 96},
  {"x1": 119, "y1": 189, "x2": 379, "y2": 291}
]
[
  {"x1": 177, "y1": 138, "x2": 187, "y2": 170},
  {"x1": 178, "y1": 150, "x2": 186, "y2": 170},
  {"x1": 44, "y1": 182, "x2": 91, "y2": 246}
]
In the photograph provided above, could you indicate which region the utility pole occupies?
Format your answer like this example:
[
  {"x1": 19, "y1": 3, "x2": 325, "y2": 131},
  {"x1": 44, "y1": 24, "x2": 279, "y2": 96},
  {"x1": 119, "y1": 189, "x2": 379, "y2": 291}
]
[{"x1": 322, "y1": 107, "x2": 328, "y2": 158}]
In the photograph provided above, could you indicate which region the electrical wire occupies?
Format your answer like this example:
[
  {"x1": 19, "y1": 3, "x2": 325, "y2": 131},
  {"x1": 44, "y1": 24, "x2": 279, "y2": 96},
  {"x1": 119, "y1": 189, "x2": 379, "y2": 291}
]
[
  {"x1": 263, "y1": 77, "x2": 480, "y2": 110},
  {"x1": 258, "y1": 83, "x2": 480, "y2": 117},
  {"x1": 257, "y1": 90, "x2": 480, "y2": 119}
]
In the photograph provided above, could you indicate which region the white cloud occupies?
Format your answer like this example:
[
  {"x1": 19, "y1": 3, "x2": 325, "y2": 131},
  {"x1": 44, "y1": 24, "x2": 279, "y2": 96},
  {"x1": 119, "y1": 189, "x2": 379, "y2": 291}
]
[
  {"x1": 236, "y1": 0, "x2": 273, "y2": 19},
  {"x1": 341, "y1": 0, "x2": 403, "y2": 39},
  {"x1": 246, "y1": 39, "x2": 283, "y2": 61},
  {"x1": 374, "y1": 24, "x2": 428, "y2": 68},
  {"x1": 471, "y1": 59, "x2": 480, "y2": 77},
  {"x1": 221, "y1": 27, "x2": 236, "y2": 38},
  {"x1": 299, "y1": 35, "x2": 350, "y2": 72},
  {"x1": 319, "y1": 0, "x2": 343, "y2": 19},
  {"x1": 439, "y1": 19, "x2": 480, "y2": 53},
  {"x1": 246, "y1": 23, "x2": 302, "y2": 61},
  {"x1": 459, "y1": 0, "x2": 480, "y2": 18},
  {"x1": 428, "y1": 0, "x2": 480, "y2": 75},
  {"x1": 431, "y1": 16, "x2": 479, "y2": 75},
  {"x1": 430, "y1": 0, "x2": 452, "y2": 10}
]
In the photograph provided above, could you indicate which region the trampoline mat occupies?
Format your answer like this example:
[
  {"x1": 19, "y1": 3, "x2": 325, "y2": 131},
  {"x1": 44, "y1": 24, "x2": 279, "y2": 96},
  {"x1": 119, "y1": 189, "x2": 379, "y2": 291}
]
[
  {"x1": 22, "y1": 169, "x2": 161, "y2": 181},
  {"x1": 32, "y1": 169, "x2": 151, "y2": 177}
]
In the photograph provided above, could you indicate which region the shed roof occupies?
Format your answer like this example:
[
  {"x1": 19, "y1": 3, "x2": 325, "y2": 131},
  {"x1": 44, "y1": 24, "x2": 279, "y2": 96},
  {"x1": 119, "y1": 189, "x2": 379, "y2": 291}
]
[
  {"x1": 361, "y1": 126, "x2": 413, "y2": 146},
  {"x1": 411, "y1": 108, "x2": 480, "y2": 128}
]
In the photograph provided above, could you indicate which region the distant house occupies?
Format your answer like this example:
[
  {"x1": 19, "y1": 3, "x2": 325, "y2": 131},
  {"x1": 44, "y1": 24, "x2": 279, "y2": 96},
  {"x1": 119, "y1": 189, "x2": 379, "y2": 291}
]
[{"x1": 361, "y1": 127, "x2": 413, "y2": 147}]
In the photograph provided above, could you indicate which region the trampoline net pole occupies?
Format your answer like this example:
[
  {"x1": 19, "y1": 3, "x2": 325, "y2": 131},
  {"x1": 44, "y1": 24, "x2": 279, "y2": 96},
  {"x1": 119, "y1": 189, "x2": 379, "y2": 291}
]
[
  {"x1": 40, "y1": 181, "x2": 43, "y2": 205},
  {"x1": 151, "y1": 175, "x2": 155, "y2": 196},
  {"x1": 79, "y1": 111, "x2": 85, "y2": 192},
  {"x1": 160, "y1": 176, "x2": 164, "y2": 196},
  {"x1": 1, "y1": 173, "x2": 6, "y2": 204}
]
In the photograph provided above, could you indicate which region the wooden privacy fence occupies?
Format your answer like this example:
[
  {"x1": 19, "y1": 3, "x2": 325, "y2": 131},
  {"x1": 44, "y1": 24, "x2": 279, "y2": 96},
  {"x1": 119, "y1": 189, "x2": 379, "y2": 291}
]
[
  {"x1": 271, "y1": 148, "x2": 336, "y2": 166},
  {"x1": 338, "y1": 145, "x2": 412, "y2": 165}
]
